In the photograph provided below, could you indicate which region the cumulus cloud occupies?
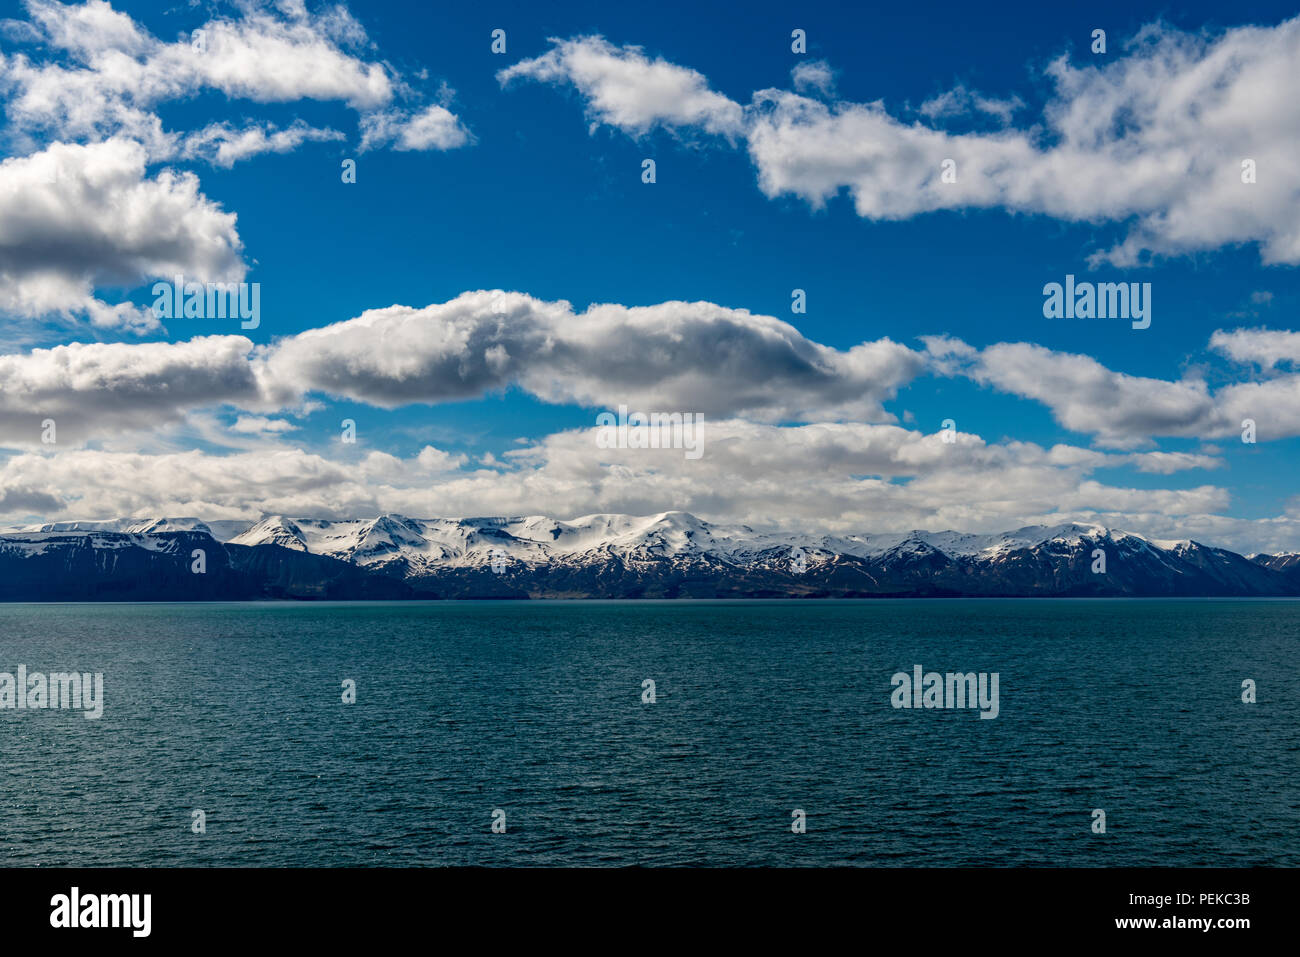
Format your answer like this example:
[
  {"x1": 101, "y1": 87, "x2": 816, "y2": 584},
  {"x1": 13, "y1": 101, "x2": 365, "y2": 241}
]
[
  {"x1": 0, "y1": 290, "x2": 924, "y2": 442},
  {"x1": 359, "y1": 105, "x2": 471, "y2": 152},
  {"x1": 6, "y1": 288, "x2": 1300, "y2": 452},
  {"x1": 959, "y1": 341, "x2": 1219, "y2": 448},
  {"x1": 480, "y1": 419, "x2": 1231, "y2": 537},
  {"x1": 0, "y1": 418, "x2": 1281, "y2": 550},
  {"x1": 0, "y1": 0, "x2": 467, "y2": 163},
  {"x1": 0, "y1": 444, "x2": 484, "y2": 522},
  {"x1": 161, "y1": 3, "x2": 391, "y2": 109},
  {"x1": 261, "y1": 291, "x2": 924, "y2": 421},
  {"x1": 178, "y1": 120, "x2": 345, "y2": 168},
  {"x1": 1210, "y1": 327, "x2": 1300, "y2": 370},
  {"x1": 229, "y1": 414, "x2": 298, "y2": 435},
  {"x1": 498, "y1": 35, "x2": 745, "y2": 138},
  {"x1": 0, "y1": 335, "x2": 260, "y2": 443},
  {"x1": 0, "y1": 139, "x2": 244, "y2": 330},
  {"x1": 1, "y1": 1, "x2": 382, "y2": 148},
  {"x1": 0, "y1": 2, "x2": 475, "y2": 328},
  {"x1": 2, "y1": 311, "x2": 1290, "y2": 548},
  {"x1": 504, "y1": 21, "x2": 1300, "y2": 265},
  {"x1": 790, "y1": 61, "x2": 834, "y2": 97},
  {"x1": 927, "y1": 334, "x2": 1300, "y2": 447},
  {"x1": 917, "y1": 83, "x2": 1023, "y2": 125},
  {"x1": 0, "y1": 483, "x2": 64, "y2": 513}
]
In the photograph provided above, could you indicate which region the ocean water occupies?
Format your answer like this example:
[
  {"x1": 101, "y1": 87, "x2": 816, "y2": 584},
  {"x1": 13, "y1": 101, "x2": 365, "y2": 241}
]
[{"x1": 0, "y1": 599, "x2": 1294, "y2": 867}]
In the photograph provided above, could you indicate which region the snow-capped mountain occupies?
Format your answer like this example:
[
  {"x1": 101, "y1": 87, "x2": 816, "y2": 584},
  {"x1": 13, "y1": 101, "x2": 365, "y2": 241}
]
[{"x1": 0, "y1": 511, "x2": 1292, "y2": 600}]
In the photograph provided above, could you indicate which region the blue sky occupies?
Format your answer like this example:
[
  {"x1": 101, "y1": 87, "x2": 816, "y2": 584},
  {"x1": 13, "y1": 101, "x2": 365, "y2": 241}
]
[{"x1": 1, "y1": 0, "x2": 1298, "y2": 552}]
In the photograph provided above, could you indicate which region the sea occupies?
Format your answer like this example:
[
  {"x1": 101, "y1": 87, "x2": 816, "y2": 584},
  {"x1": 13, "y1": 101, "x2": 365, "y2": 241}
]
[{"x1": 0, "y1": 599, "x2": 1294, "y2": 866}]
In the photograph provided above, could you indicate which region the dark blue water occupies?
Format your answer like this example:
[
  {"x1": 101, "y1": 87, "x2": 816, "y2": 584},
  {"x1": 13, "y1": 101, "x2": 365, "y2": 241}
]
[{"x1": 0, "y1": 599, "x2": 1294, "y2": 866}]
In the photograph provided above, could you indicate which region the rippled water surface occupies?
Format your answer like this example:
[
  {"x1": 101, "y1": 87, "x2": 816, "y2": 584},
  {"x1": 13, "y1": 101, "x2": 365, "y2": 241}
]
[{"x1": 0, "y1": 599, "x2": 1294, "y2": 866}]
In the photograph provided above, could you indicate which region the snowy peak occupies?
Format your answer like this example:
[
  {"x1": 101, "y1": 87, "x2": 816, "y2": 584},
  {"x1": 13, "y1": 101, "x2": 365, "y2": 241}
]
[
  {"x1": 0, "y1": 511, "x2": 1292, "y2": 598},
  {"x1": 356, "y1": 514, "x2": 427, "y2": 553},
  {"x1": 1, "y1": 513, "x2": 1166, "y2": 566},
  {"x1": 230, "y1": 516, "x2": 308, "y2": 552},
  {"x1": 1250, "y1": 551, "x2": 1300, "y2": 571},
  {"x1": 123, "y1": 517, "x2": 213, "y2": 536},
  {"x1": 219, "y1": 514, "x2": 1165, "y2": 572},
  {"x1": 14, "y1": 517, "x2": 213, "y2": 535}
]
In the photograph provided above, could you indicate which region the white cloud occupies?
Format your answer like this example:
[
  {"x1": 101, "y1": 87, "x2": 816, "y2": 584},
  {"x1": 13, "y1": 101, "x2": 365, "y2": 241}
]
[
  {"x1": 0, "y1": 2, "x2": 475, "y2": 328},
  {"x1": 956, "y1": 341, "x2": 1219, "y2": 448},
  {"x1": 7, "y1": 288, "x2": 1300, "y2": 453},
  {"x1": 1210, "y1": 327, "x2": 1300, "y2": 370},
  {"x1": 918, "y1": 83, "x2": 1023, "y2": 125},
  {"x1": 0, "y1": 289, "x2": 924, "y2": 442},
  {"x1": 928, "y1": 334, "x2": 1300, "y2": 447},
  {"x1": 790, "y1": 60, "x2": 834, "y2": 97},
  {"x1": 230, "y1": 414, "x2": 297, "y2": 435},
  {"x1": 0, "y1": 335, "x2": 259, "y2": 443},
  {"x1": 478, "y1": 420, "x2": 1231, "y2": 534},
  {"x1": 0, "y1": 139, "x2": 244, "y2": 330},
  {"x1": 1, "y1": 0, "x2": 394, "y2": 136},
  {"x1": 179, "y1": 120, "x2": 344, "y2": 168},
  {"x1": 160, "y1": 3, "x2": 392, "y2": 109},
  {"x1": 506, "y1": 22, "x2": 1300, "y2": 265},
  {"x1": 261, "y1": 291, "x2": 924, "y2": 421},
  {"x1": 359, "y1": 104, "x2": 471, "y2": 152},
  {"x1": 0, "y1": 306, "x2": 1289, "y2": 548},
  {"x1": 0, "y1": 0, "x2": 467, "y2": 164},
  {"x1": 499, "y1": 35, "x2": 745, "y2": 138},
  {"x1": 22, "y1": 0, "x2": 146, "y2": 56},
  {"x1": 0, "y1": 418, "x2": 1283, "y2": 550}
]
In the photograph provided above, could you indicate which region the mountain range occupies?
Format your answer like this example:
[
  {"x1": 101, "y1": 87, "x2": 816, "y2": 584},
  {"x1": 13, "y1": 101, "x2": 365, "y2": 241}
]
[{"x1": 1, "y1": 511, "x2": 1298, "y2": 600}]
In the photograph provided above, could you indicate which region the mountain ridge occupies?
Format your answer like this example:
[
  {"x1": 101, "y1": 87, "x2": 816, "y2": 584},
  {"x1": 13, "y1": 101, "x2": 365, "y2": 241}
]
[{"x1": 2, "y1": 511, "x2": 1298, "y2": 600}]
